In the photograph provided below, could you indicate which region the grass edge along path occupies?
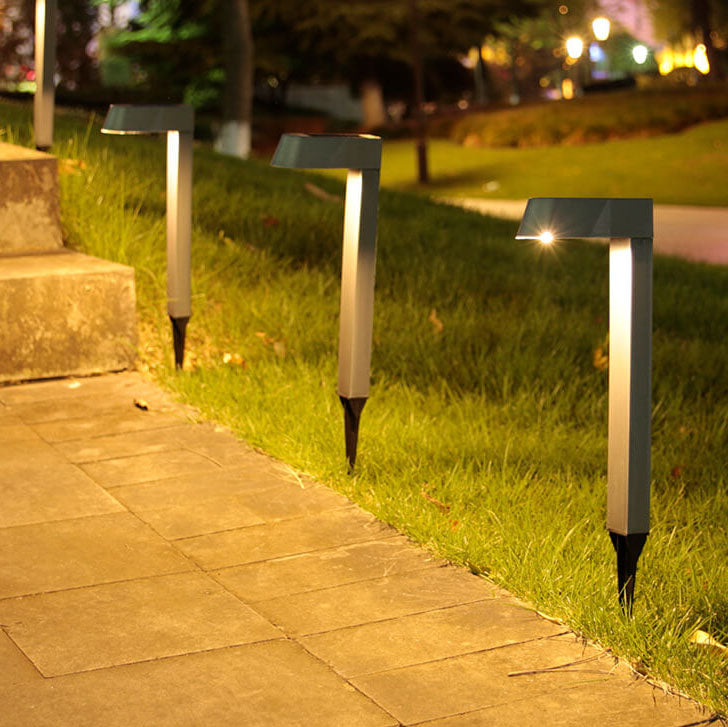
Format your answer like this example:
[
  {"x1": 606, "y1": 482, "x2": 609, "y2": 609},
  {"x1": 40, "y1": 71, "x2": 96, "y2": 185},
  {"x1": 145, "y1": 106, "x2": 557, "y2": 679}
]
[{"x1": 1, "y1": 100, "x2": 726, "y2": 718}]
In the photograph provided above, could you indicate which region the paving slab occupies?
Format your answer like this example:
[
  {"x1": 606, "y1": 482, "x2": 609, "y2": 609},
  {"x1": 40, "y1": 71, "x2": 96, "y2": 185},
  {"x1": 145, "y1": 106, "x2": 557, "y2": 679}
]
[
  {"x1": 302, "y1": 599, "x2": 566, "y2": 677},
  {"x1": 32, "y1": 409, "x2": 187, "y2": 442},
  {"x1": 161, "y1": 423, "x2": 276, "y2": 469},
  {"x1": 53, "y1": 424, "x2": 195, "y2": 462},
  {"x1": 0, "y1": 641, "x2": 398, "y2": 727},
  {"x1": 111, "y1": 462, "x2": 313, "y2": 514},
  {"x1": 414, "y1": 679, "x2": 712, "y2": 727},
  {"x1": 0, "y1": 419, "x2": 43, "y2": 442},
  {"x1": 0, "y1": 372, "x2": 174, "y2": 406},
  {"x1": 0, "y1": 512, "x2": 193, "y2": 599},
  {"x1": 135, "y1": 494, "x2": 267, "y2": 539},
  {"x1": 350, "y1": 633, "x2": 625, "y2": 724},
  {"x1": 0, "y1": 630, "x2": 42, "y2": 686},
  {"x1": 176, "y1": 506, "x2": 396, "y2": 570},
  {"x1": 80, "y1": 449, "x2": 221, "y2": 487},
  {"x1": 253, "y1": 566, "x2": 501, "y2": 636},
  {"x1": 214, "y1": 537, "x2": 444, "y2": 602},
  {"x1": 53, "y1": 420, "x2": 273, "y2": 469},
  {"x1": 118, "y1": 480, "x2": 348, "y2": 541},
  {"x1": 4, "y1": 391, "x2": 138, "y2": 424},
  {"x1": 0, "y1": 571, "x2": 282, "y2": 676},
  {"x1": 0, "y1": 440, "x2": 123, "y2": 528}
]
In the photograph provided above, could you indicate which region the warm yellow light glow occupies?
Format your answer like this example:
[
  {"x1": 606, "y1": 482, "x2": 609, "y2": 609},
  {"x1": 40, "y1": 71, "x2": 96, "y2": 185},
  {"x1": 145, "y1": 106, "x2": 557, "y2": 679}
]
[
  {"x1": 657, "y1": 42, "x2": 710, "y2": 75},
  {"x1": 561, "y1": 78, "x2": 575, "y2": 99},
  {"x1": 566, "y1": 36, "x2": 584, "y2": 59},
  {"x1": 592, "y1": 17, "x2": 610, "y2": 41},
  {"x1": 539, "y1": 231, "x2": 555, "y2": 245},
  {"x1": 632, "y1": 44, "x2": 648, "y2": 64},
  {"x1": 695, "y1": 44, "x2": 710, "y2": 74}
]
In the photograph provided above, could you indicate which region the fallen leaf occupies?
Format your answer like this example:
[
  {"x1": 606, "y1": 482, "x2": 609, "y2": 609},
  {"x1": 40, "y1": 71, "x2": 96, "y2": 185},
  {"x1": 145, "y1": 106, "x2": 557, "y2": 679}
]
[
  {"x1": 428, "y1": 308, "x2": 444, "y2": 334},
  {"x1": 689, "y1": 629, "x2": 727, "y2": 654},
  {"x1": 262, "y1": 215, "x2": 279, "y2": 227},
  {"x1": 58, "y1": 158, "x2": 86, "y2": 175},
  {"x1": 593, "y1": 347, "x2": 609, "y2": 371},
  {"x1": 304, "y1": 181, "x2": 341, "y2": 202},
  {"x1": 133, "y1": 398, "x2": 149, "y2": 411},
  {"x1": 670, "y1": 465, "x2": 683, "y2": 478}
]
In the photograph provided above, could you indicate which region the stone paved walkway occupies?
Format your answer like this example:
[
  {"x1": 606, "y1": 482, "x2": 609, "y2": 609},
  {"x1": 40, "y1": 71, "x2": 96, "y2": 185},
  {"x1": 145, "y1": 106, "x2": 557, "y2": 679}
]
[{"x1": 0, "y1": 372, "x2": 718, "y2": 726}]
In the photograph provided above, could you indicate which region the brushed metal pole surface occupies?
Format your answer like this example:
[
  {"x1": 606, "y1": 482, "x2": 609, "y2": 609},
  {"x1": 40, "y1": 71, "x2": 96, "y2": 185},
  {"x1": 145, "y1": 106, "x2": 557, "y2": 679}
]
[
  {"x1": 337, "y1": 168, "x2": 380, "y2": 399},
  {"x1": 607, "y1": 237, "x2": 652, "y2": 536},
  {"x1": 34, "y1": 0, "x2": 56, "y2": 150},
  {"x1": 166, "y1": 130, "x2": 193, "y2": 320}
]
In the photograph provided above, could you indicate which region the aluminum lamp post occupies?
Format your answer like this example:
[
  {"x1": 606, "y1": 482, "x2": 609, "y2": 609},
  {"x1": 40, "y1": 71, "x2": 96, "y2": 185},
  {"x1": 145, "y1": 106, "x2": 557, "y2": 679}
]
[
  {"x1": 272, "y1": 133, "x2": 382, "y2": 470},
  {"x1": 34, "y1": 0, "x2": 57, "y2": 151},
  {"x1": 516, "y1": 197, "x2": 653, "y2": 610},
  {"x1": 101, "y1": 104, "x2": 195, "y2": 369}
]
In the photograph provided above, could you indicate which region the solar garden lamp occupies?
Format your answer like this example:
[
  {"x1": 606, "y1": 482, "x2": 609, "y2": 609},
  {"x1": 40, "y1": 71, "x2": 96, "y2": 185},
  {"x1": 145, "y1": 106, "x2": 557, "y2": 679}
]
[
  {"x1": 34, "y1": 0, "x2": 57, "y2": 151},
  {"x1": 271, "y1": 133, "x2": 382, "y2": 470},
  {"x1": 101, "y1": 104, "x2": 195, "y2": 369},
  {"x1": 516, "y1": 197, "x2": 653, "y2": 611}
]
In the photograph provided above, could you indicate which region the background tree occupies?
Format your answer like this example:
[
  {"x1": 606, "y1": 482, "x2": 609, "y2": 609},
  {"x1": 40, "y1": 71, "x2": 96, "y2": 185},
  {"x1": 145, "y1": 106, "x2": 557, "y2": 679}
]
[
  {"x1": 0, "y1": 0, "x2": 99, "y2": 91},
  {"x1": 649, "y1": 0, "x2": 726, "y2": 79}
]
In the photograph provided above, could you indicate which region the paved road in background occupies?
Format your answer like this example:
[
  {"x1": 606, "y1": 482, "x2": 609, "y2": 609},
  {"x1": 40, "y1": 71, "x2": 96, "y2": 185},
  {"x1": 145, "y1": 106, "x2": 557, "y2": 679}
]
[{"x1": 445, "y1": 198, "x2": 728, "y2": 265}]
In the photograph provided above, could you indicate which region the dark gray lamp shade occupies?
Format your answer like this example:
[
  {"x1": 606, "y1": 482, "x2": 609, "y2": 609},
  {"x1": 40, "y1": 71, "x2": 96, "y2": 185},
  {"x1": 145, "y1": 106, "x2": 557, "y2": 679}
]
[
  {"x1": 516, "y1": 197, "x2": 653, "y2": 240},
  {"x1": 271, "y1": 133, "x2": 382, "y2": 171},
  {"x1": 101, "y1": 105, "x2": 195, "y2": 135}
]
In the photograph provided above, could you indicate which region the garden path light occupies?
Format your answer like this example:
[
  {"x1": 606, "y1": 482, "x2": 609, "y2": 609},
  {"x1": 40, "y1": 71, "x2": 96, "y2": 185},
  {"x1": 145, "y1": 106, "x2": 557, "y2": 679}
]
[
  {"x1": 34, "y1": 0, "x2": 56, "y2": 151},
  {"x1": 272, "y1": 133, "x2": 382, "y2": 470},
  {"x1": 517, "y1": 197, "x2": 653, "y2": 611},
  {"x1": 101, "y1": 104, "x2": 195, "y2": 369}
]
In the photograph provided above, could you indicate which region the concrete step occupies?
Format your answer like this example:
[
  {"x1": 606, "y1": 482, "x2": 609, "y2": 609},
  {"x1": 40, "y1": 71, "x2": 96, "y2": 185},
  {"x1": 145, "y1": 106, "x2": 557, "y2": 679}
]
[
  {"x1": 0, "y1": 251, "x2": 137, "y2": 383},
  {"x1": 0, "y1": 142, "x2": 62, "y2": 255}
]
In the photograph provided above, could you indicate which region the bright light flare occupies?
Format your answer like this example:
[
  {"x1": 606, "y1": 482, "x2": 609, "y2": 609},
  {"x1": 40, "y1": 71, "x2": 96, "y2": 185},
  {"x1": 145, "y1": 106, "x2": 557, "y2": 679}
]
[
  {"x1": 539, "y1": 231, "x2": 555, "y2": 245},
  {"x1": 566, "y1": 36, "x2": 584, "y2": 59},
  {"x1": 592, "y1": 17, "x2": 610, "y2": 41},
  {"x1": 632, "y1": 45, "x2": 648, "y2": 64},
  {"x1": 695, "y1": 44, "x2": 710, "y2": 74}
]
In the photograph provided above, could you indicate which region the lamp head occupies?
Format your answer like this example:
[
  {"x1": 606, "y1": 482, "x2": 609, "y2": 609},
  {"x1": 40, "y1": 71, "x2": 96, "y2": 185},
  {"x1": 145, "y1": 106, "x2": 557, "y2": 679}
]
[
  {"x1": 101, "y1": 104, "x2": 194, "y2": 135},
  {"x1": 516, "y1": 198, "x2": 653, "y2": 241},
  {"x1": 271, "y1": 133, "x2": 382, "y2": 171}
]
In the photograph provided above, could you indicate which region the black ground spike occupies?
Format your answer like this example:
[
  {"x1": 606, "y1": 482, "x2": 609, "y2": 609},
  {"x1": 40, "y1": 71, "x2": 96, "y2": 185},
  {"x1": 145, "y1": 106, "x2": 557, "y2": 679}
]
[
  {"x1": 339, "y1": 396, "x2": 367, "y2": 471},
  {"x1": 609, "y1": 532, "x2": 648, "y2": 614},
  {"x1": 170, "y1": 316, "x2": 189, "y2": 370}
]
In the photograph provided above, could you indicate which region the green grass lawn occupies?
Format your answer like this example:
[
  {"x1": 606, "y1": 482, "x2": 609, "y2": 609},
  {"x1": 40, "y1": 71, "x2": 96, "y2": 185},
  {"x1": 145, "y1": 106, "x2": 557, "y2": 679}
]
[
  {"x1": 2, "y1": 99, "x2": 728, "y2": 716},
  {"x1": 377, "y1": 119, "x2": 728, "y2": 204}
]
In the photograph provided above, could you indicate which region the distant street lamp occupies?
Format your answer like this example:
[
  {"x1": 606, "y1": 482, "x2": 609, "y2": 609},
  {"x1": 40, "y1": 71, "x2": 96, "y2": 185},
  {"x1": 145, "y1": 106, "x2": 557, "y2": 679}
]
[
  {"x1": 101, "y1": 104, "x2": 195, "y2": 369},
  {"x1": 566, "y1": 36, "x2": 584, "y2": 60},
  {"x1": 517, "y1": 197, "x2": 654, "y2": 611},
  {"x1": 34, "y1": 0, "x2": 56, "y2": 151},
  {"x1": 272, "y1": 133, "x2": 382, "y2": 470},
  {"x1": 632, "y1": 45, "x2": 649, "y2": 65},
  {"x1": 592, "y1": 17, "x2": 611, "y2": 42}
]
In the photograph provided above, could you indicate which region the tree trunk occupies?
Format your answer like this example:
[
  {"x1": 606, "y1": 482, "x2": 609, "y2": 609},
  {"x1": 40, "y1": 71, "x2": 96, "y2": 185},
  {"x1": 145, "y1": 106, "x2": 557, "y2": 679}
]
[
  {"x1": 408, "y1": 0, "x2": 429, "y2": 184},
  {"x1": 215, "y1": 0, "x2": 254, "y2": 158},
  {"x1": 691, "y1": 0, "x2": 724, "y2": 80}
]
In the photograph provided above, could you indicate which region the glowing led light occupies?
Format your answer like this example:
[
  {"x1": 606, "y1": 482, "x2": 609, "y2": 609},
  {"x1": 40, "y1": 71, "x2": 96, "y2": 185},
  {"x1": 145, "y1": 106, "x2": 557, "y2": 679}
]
[
  {"x1": 566, "y1": 36, "x2": 584, "y2": 60},
  {"x1": 695, "y1": 44, "x2": 710, "y2": 74},
  {"x1": 539, "y1": 231, "x2": 555, "y2": 244},
  {"x1": 592, "y1": 17, "x2": 610, "y2": 41},
  {"x1": 632, "y1": 45, "x2": 648, "y2": 64}
]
